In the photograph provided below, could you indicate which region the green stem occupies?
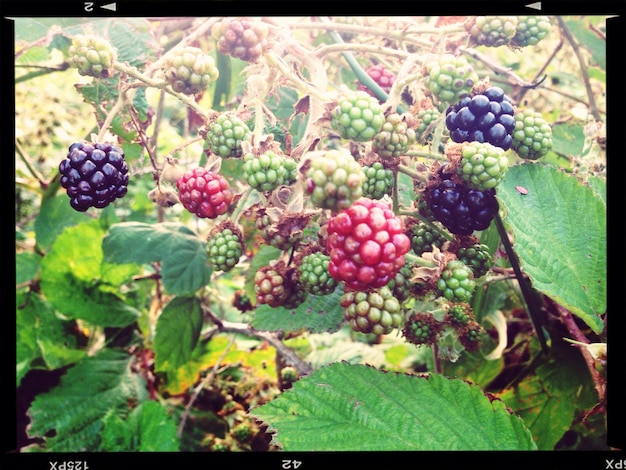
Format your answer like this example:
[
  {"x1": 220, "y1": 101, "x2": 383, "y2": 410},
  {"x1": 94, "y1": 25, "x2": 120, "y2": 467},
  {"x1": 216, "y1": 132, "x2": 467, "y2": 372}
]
[
  {"x1": 494, "y1": 213, "x2": 549, "y2": 354},
  {"x1": 397, "y1": 164, "x2": 428, "y2": 184},
  {"x1": 405, "y1": 252, "x2": 437, "y2": 268},
  {"x1": 230, "y1": 186, "x2": 254, "y2": 225}
]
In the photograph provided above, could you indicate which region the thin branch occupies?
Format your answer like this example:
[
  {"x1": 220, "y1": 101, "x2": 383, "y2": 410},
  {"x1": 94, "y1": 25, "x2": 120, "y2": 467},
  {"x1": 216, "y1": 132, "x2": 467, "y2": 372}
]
[
  {"x1": 203, "y1": 306, "x2": 314, "y2": 376},
  {"x1": 556, "y1": 16, "x2": 602, "y2": 121}
]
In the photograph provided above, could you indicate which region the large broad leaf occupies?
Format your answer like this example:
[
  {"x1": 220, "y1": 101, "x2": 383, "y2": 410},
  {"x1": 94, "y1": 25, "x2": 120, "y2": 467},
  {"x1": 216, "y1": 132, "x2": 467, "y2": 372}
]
[
  {"x1": 251, "y1": 362, "x2": 536, "y2": 451},
  {"x1": 154, "y1": 296, "x2": 203, "y2": 372},
  {"x1": 102, "y1": 222, "x2": 212, "y2": 295},
  {"x1": 16, "y1": 292, "x2": 85, "y2": 386},
  {"x1": 26, "y1": 349, "x2": 143, "y2": 452},
  {"x1": 39, "y1": 221, "x2": 140, "y2": 327},
  {"x1": 497, "y1": 163, "x2": 606, "y2": 333}
]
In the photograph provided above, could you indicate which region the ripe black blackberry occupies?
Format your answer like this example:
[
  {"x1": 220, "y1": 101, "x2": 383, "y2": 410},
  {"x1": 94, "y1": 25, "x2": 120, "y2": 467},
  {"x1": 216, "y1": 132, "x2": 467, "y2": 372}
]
[
  {"x1": 427, "y1": 172, "x2": 499, "y2": 236},
  {"x1": 59, "y1": 141, "x2": 129, "y2": 212},
  {"x1": 445, "y1": 86, "x2": 516, "y2": 150}
]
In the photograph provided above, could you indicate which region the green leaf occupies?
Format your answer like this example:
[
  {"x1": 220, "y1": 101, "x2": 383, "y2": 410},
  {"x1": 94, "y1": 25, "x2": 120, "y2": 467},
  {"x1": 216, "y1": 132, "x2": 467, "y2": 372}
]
[
  {"x1": 100, "y1": 401, "x2": 179, "y2": 451},
  {"x1": 564, "y1": 17, "x2": 606, "y2": 70},
  {"x1": 251, "y1": 363, "x2": 536, "y2": 451},
  {"x1": 26, "y1": 349, "x2": 142, "y2": 452},
  {"x1": 39, "y1": 221, "x2": 140, "y2": 327},
  {"x1": 551, "y1": 122, "x2": 585, "y2": 158},
  {"x1": 498, "y1": 340, "x2": 594, "y2": 450},
  {"x1": 16, "y1": 252, "x2": 41, "y2": 285},
  {"x1": 252, "y1": 285, "x2": 345, "y2": 334},
  {"x1": 497, "y1": 164, "x2": 606, "y2": 333},
  {"x1": 102, "y1": 222, "x2": 212, "y2": 295},
  {"x1": 154, "y1": 296, "x2": 203, "y2": 372},
  {"x1": 34, "y1": 195, "x2": 86, "y2": 251}
]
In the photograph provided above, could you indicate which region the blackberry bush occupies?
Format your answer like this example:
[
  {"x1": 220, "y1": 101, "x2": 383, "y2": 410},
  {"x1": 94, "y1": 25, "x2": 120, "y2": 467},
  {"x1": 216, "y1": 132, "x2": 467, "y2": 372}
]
[
  {"x1": 406, "y1": 218, "x2": 447, "y2": 256},
  {"x1": 59, "y1": 141, "x2": 129, "y2": 212},
  {"x1": 446, "y1": 86, "x2": 516, "y2": 150}
]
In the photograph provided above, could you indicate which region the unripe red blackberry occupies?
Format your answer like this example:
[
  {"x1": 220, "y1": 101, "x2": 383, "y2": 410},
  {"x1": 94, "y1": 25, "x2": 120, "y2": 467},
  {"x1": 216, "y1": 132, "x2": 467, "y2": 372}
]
[
  {"x1": 176, "y1": 168, "x2": 233, "y2": 218},
  {"x1": 326, "y1": 198, "x2": 411, "y2": 291},
  {"x1": 254, "y1": 264, "x2": 291, "y2": 308},
  {"x1": 163, "y1": 46, "x2": 219, "y2": 95},
  {"x1": 357, "y1": 64, "x2": 396, "y2": 98},
  {"x1": 68, "y1": 34, "x2": 117, "y2": 78},
  {"x1": 212, "y1": 17, "x2": 270, "y2": 62},
  {"x1": 340, "y1": 286, "x2": 403, "y2": 335},
  {"x1": 59, "y1": 141, "x2": 129, "y2": 212}
]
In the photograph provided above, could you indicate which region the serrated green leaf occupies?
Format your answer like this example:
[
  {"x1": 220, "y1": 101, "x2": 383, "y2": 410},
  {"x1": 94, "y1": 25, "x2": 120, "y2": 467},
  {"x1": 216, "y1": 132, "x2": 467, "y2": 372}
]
[
  {"x1": 34, "y1": 195, "x2": 87, "y2": 251},
  {"x1": 106, "y1": 19, "x2": 153, "y2": 69},
  {"x1": 154, "y1": 296, "x2": 203, "y2": 372},
  {"x1": 498, "y1": 164, "x2": 606, "y2": 333},
  {"x1": 39, "y1": 221, "x2": 140, "y2": 327},
  {"x1": 26, "y1": 349, "x2": 141, "y2": 452},
  {"x1": 252, "y1": 285, "x2": 345, "y2": 334},
  {"x1": 103, "y1": 222, "x2": 212, "y2": 295},
  {"x1": 251, "y1": 363, "x2": 536, "y2": 451},
  {"x1": 498, "y1": 340, "x2": 593, "y2": 450},
  {"x1": 100, "y1": 401, "x2": 179, "y2": 451}
]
